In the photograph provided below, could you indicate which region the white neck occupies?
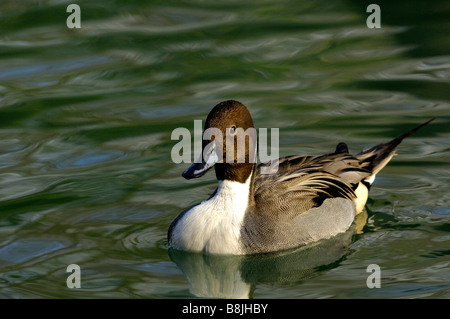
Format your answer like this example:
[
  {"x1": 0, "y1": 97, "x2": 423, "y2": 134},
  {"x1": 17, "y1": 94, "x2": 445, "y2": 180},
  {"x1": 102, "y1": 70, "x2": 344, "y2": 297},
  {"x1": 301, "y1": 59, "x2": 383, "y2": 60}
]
[{"x1": 171, "y1": 174, "x2": 252, "y2": 255}]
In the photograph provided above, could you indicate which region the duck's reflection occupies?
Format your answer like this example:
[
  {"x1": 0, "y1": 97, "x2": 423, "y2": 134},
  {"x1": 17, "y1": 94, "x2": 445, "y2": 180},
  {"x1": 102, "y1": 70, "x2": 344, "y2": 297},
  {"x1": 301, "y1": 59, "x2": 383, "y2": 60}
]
[{"x1": 169, "y1": 211, "x2": 367, "y2": 298}]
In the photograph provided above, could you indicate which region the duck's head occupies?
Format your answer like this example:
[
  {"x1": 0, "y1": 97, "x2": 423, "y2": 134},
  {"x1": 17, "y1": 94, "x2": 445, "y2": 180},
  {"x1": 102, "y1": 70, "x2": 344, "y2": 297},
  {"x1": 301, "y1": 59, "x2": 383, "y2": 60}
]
[{"x1": 182, "y1": 100, "x2": 257, "y2": 183}]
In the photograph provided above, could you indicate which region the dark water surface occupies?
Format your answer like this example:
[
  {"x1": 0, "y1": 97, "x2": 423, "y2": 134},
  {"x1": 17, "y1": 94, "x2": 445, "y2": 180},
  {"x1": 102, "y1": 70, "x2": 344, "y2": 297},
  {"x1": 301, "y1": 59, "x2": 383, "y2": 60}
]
[{"x1": 0, "y1": 0, "x2": 449, "y2": 298}]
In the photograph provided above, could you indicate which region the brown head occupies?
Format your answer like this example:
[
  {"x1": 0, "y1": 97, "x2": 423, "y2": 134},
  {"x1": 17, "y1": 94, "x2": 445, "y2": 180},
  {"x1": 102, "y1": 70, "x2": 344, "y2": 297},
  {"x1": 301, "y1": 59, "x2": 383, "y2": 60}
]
[{"x1": 182, "y1": 100, "x2": 257, "y2": 183}]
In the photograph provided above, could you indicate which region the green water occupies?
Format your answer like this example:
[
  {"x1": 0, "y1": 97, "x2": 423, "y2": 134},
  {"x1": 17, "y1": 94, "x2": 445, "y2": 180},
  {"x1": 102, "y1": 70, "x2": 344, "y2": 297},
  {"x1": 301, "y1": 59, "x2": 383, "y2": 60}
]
[{"x1": 0, "y1": 0, "x2": 449, "y2": 298}]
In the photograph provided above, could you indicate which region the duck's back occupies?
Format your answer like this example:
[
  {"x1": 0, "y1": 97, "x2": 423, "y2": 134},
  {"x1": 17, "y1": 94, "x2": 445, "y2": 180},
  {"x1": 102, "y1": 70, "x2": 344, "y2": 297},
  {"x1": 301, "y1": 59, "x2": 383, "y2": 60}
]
[{"x1": 240, "y1": 153, "x2": 365, "y2": 254}]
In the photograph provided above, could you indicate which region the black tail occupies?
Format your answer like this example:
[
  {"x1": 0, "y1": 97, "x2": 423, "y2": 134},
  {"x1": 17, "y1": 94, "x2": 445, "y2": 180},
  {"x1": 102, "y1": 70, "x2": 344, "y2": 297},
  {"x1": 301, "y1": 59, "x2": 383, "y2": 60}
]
[
  {"x1": 355, "y1": 119, "x2": 434, "y2": 176},
  {"x1": 391, "y1": 118, "x2": 435, "y2": 145}
]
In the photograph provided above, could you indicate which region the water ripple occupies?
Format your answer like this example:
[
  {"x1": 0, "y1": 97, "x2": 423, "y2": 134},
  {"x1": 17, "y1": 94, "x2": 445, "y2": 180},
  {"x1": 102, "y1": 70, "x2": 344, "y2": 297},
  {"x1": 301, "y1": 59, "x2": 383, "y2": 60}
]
[{"x1": 0, "y1": 239, "x2": 66, "y2": 264}]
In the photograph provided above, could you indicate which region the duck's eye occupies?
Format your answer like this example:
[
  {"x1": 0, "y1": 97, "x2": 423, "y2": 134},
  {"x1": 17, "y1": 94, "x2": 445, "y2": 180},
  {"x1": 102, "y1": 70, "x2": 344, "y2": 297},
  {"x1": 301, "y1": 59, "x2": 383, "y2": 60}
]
[{"x1": 230, "y1": 126, "x2": 236, "y2": 134}]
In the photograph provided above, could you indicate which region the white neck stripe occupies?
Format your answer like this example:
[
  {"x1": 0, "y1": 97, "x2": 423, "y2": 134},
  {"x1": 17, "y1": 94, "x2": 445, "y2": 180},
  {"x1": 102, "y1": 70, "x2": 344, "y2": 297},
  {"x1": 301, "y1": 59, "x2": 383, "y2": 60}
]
[{"x1": 171, "y1": 172, "x2": 252, "y2": 255}]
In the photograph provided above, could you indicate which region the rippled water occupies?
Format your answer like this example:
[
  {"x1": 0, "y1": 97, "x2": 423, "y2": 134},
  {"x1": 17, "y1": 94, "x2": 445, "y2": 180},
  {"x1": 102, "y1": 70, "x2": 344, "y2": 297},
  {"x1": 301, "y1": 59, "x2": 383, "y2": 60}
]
[{"x1": 0, "y1": 0, "x2": 449, "y2": 298}]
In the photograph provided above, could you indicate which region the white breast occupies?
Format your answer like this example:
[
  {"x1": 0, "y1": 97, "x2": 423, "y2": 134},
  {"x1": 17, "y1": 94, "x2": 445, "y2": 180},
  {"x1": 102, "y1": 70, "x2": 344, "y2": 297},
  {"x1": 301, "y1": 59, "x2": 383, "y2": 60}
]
[{"x1": 170, "y1": 177, "x2": 251, "y2": 255}]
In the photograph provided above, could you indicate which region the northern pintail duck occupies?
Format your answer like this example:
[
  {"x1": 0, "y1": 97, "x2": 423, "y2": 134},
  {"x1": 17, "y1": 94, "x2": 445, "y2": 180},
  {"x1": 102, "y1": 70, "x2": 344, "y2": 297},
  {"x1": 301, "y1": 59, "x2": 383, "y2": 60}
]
[{"x1": 168, "y1": 100, "x2": 432, "y2": 255}]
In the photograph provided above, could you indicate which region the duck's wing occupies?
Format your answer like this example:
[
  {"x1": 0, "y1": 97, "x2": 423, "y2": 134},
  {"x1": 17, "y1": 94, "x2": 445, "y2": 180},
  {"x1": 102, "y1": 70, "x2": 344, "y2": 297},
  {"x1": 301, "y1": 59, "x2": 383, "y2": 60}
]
[
  {"x1": 243, "y1": 153, "x2": 364, "y2": 253},
  {"x1": 253, "y1": 152, "x2": 370, "y2": 217},
  {"x1": 254, "y1": 119, "x2": 434, "y2": 217}
]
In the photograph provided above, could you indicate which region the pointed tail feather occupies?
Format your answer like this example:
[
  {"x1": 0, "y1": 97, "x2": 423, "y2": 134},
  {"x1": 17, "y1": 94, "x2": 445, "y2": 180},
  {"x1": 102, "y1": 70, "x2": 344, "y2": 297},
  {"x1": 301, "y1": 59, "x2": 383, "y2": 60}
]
[{"x1": 355, "y1": 119, "x2": 434, "y2": 179}]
